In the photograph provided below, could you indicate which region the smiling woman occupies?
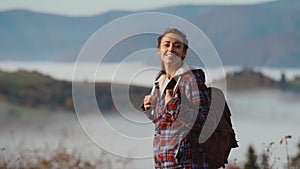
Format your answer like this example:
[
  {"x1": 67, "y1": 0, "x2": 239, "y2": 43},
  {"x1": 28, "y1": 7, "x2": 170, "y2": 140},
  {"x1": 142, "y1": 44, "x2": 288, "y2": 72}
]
[{"x1": 142, "y1": 28, "x2": 212, "y2": 169}]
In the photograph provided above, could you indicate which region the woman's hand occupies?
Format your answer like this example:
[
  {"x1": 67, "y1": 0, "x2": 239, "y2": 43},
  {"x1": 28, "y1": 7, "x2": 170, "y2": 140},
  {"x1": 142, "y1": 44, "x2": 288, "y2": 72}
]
[
  {"x1": 143, "y1": 95, "x2": 156, "y2": 111},
  {"x1": 165, "y1": 89, "x2": 179, "y2": 106}
]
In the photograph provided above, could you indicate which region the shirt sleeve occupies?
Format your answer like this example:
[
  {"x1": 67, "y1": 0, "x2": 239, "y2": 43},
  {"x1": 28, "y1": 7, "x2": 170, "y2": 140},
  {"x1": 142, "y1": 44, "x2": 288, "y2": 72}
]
[{"x1": 141, "y1": 104, "x2": 155, "y2": 121}]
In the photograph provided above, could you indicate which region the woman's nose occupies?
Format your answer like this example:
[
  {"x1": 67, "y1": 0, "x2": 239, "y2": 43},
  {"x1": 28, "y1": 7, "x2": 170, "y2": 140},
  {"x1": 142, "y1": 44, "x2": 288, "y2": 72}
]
[{"x1": 168, "y1": 44, "x2": 174, "y2": 52}]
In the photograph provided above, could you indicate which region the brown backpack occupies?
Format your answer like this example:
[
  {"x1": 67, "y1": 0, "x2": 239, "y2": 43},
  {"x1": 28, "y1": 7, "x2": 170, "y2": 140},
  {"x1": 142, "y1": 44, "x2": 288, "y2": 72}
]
[{"x1": 200, "y1": 87, "x2": 239, "y2": 169}]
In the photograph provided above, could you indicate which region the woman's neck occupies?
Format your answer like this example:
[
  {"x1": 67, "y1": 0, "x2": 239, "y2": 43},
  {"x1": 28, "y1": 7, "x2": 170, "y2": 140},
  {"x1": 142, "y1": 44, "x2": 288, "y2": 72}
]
[{"x1": 164, "y1": 62, "x2": 183, "y2": 79}]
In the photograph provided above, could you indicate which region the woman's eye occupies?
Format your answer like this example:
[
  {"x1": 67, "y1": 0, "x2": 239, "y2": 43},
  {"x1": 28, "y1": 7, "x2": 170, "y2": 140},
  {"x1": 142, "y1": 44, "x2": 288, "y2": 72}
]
[
  {"x1": 174, "y1": 44, "x2": 182, "y2": 48},
  {"x1": 162, "y1": 43, "x2": 182, "y2": 48}
]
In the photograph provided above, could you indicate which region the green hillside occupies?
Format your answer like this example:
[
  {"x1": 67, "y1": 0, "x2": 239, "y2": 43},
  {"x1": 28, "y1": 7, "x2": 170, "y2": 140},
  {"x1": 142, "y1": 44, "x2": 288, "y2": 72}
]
[{"x1": 0, "y1": 70, "x2": 150, "y2": 112}]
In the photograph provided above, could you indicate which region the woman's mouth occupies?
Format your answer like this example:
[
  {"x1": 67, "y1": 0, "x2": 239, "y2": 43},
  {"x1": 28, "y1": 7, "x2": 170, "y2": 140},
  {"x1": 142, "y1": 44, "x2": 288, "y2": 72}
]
[{"x1": 165, "y1": 53, "x2": 177, "y2": 57}]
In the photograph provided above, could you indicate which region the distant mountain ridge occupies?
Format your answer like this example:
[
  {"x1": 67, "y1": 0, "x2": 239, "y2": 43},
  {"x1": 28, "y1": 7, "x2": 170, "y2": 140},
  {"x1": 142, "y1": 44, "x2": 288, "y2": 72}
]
[{"x1": 0, "y1": 0, "x2": 299, "y2": 67}]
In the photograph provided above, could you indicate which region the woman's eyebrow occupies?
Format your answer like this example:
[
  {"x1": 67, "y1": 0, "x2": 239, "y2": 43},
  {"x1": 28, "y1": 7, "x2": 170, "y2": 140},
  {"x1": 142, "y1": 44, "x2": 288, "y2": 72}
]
[
  {"x1": 162, "y1": 41, "x2": 181, "y2": 44},
  {"x1": 173, "y1": 42, "x2": 182, "y2": 44}
]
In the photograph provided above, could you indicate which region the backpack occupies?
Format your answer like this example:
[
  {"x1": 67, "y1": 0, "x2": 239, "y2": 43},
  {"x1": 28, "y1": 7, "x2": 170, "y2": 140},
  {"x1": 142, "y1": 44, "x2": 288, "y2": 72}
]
[{"x1": 200, "y1": 87, "x2": 239, "y2": 168}]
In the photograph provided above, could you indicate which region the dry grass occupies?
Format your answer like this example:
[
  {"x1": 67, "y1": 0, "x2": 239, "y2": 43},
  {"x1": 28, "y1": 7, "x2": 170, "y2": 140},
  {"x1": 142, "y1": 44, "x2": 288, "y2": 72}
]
[{"x1": 0, "y1": 143, "x2": 134, "y2": 169}]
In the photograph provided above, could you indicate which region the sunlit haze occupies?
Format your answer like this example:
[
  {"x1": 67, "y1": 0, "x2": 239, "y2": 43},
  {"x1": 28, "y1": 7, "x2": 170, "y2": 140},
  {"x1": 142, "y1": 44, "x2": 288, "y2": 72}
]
[{"x1": 0, "y1": 0, "x2": 277, "y2": 16}]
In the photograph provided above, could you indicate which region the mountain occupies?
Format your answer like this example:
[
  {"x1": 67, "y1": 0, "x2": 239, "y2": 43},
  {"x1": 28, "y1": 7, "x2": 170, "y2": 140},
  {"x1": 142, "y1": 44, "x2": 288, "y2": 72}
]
[{"x1": 0, "y1": 0, "x2": 299, "y2": 67}]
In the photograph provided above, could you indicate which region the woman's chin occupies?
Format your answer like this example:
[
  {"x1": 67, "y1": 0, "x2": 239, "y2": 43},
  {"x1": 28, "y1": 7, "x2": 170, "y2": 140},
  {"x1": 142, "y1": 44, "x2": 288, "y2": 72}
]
[
  {"x1": 164, "y1": 60, "x2": 181, "y2": 67},
  {"x1": 164, "y1": 56, "x2": 180, "y2": 63},
  {"x1": 164, "y1": 59, "x2": 175, "y2": 65}
]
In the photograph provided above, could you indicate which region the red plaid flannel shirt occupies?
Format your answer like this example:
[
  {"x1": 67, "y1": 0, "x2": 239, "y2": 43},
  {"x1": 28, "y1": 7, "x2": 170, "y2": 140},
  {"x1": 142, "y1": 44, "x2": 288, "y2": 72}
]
[{"x1": 144, "y1": 69, "x2": 210, "y2": 169}]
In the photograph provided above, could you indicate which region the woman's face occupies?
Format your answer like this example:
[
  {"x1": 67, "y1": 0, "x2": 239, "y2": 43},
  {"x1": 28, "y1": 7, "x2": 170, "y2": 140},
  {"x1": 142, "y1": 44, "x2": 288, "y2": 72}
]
[{"x1": 158, "y1": 33, "x2": 186, "y2": 66}]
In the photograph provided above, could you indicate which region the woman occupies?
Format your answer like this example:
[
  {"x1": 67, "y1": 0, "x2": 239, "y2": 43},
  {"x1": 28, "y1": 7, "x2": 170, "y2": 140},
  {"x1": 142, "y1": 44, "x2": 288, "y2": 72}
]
[{"x1": 142, "y1": 28, "x2": 211, "y2": 169}]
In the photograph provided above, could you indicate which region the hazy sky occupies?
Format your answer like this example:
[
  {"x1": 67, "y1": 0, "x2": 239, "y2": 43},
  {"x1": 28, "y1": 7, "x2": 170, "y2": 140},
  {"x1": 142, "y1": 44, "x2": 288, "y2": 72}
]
[{"x1": 0, "y1": 0, "x2": 276, "y2": 16}]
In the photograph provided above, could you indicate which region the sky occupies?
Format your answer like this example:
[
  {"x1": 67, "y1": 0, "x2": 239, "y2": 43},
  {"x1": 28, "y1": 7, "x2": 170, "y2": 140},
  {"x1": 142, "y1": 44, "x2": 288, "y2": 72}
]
[{"x1": 0, "y1": 0, "x2": 276, "y2": 16}]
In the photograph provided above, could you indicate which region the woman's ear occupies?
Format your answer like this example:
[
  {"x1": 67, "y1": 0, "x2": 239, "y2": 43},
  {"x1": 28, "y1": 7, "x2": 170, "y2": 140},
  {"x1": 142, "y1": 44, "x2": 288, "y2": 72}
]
[{"x1": 182, "y1": 50, "x2": 187, "y2": 60}]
